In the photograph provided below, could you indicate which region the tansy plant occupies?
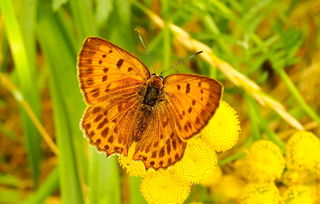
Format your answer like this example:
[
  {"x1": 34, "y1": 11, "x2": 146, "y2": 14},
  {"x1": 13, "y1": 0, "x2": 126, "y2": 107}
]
[
  {"x1": 206, "y1": 131, "x2": 320, "y2": 204},
  {"x1": 118, "y1": 101, "x2": 240, "y2": 204}
]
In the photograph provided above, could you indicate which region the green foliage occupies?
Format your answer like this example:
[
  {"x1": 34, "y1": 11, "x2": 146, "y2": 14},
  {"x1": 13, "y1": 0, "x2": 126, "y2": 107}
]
[{"x1": 1, "y1": 0, "x2": 42, "y2": 186}]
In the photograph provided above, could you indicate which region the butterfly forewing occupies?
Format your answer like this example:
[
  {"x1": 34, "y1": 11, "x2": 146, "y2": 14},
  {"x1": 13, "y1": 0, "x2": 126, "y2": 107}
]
[
  {"x1": 163, "y1": 74, "x2": 222, "y2": 139},
  {"x1": 78, "y1": 37, "x2": 150, "y2": 104}
]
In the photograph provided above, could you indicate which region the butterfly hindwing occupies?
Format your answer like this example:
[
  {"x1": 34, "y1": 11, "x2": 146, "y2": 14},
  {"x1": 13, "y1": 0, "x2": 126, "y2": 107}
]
[
  {"x1": 78, "y1": 37, "x2": 150, "y2": 104},
  {"x1": 132, "y1": 102, "x2": 187, "y2": 169},
  {"x1": 81, "y1": 93, "x2": 140, "y2": 156},
  {"x1": 163, "y1": 74, "x2": 222, "y2": 140}
]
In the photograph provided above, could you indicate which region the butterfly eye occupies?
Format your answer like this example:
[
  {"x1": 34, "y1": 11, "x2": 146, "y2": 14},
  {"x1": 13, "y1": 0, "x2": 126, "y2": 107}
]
[{"x1": 151, "y1": 73, "x2": 156, "y2": 77}]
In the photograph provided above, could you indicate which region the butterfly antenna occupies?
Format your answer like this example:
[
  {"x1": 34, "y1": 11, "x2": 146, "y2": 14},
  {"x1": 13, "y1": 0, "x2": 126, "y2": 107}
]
[
  {"x1": 160, "y1": 51, "x2": 203, "y2": 76},
  {"x1": 135, "y1": 28, "x2": 156, "y2": 74}
]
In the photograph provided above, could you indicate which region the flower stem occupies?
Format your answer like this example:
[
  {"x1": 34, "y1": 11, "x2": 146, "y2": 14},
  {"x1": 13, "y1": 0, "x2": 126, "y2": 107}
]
[
  {"x1": 245, "y1": 94, "x2": 262, "y2": 141},
  {"x1": 218, "y1": 152, "x2": 246, "y2": 166},
  {"x1": 246, "y1": 94, "x2": 286, "y2": 152},
  {"x1": 277, "y1": 69, "x2": 320, "y2": 124}
]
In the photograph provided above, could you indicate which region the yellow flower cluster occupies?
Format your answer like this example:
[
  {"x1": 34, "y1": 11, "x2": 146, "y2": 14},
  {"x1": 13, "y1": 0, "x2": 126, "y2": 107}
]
[
  {"x1": 240, "y1": 183, "x2": 280, "y2": 204},
  {"x1": 206, "y1": 131, "x2": 320, "y2": 204},
  {"x1": 174, "y1": 137, "x2": 217, "y2": 184},
  {"x1": 140, "y1": 169, "x2": 191, "y2": 204},
  {"x1": 211, "y1": 174, "x2": 245, "y2": 202},
  {"x1": 118, "y1": 143, "x2": 147, "y2": 177},
  {"x1": 200, "y1": 166, "x2": 222, "y2": 187},
  {"x1": 282, "y1": 185, "x2": 317, "y2": 204},
  {"x1": 286, "y1": 131, "x2": 320, "y2": 171},
  {"x1": 239, "y1": 140, "x2": 285, "y2": 182},
  {"x1": 201, "y1": 101, "x2": 241, "y2": 152},
  {"x1": 282, "y1": 169, "x2": 315, "y2": 186},
  {"x1": 118, "y1": 101, "x2": 240, "y2": 204}
]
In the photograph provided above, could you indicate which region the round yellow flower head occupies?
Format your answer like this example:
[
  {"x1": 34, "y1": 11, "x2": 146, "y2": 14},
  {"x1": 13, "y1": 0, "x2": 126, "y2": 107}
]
[
  {"x1": 212, "y1": 174, "x2": 245, "y2": 201},
  {"x1": 173, "y1": 137, "x2": 217, "y2": 184},
  {"x1": 316, "y1": 184, "x2": 320, "y2": 203},
  {"x1": 240, "y1": 183, "x2": 280, "y2": 204},
  {"x1": 282, "y1": 169, "x2": 316, "y2": 186},
  {"x1": 233, "y1": 158, "x2": 249, "y2": 179},
  {"x1": 200, "y1": 166, "x2": 222, "y2": 187},
  {"x1": 314, "y1": 164, "x2": 320, "y2": 179},
  {"x1": 242, "y1": 140, "x2": 285, "y2": 182},
  {"x1": 286, "y1": 131, "x2": 320, "y2": 171},
  {"x1": 201, "y1": 101, "x2": 240, "y2": 152},
  {"x1": 118, "y1": 144, "x2": 147, "y2": 177},
  {"x1": 282, "y1": 185, "x2": 316, "y2": 204},
  {"x1": 140, "y1": 169, "x2": 191, "y2": 204}
]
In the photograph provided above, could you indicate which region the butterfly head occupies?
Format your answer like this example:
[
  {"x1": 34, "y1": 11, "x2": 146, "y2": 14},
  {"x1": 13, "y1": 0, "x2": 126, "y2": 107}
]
[
  {"x1": 149, "y1": 73, "x2": 164, "y2": 88},
  {"x1": 151, "y1": 73, "x2": 164, "y2": 80}
]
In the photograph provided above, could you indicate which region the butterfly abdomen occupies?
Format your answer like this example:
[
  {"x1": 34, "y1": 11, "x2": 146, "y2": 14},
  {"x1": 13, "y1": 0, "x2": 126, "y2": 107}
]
[{"x1": 134, "y1": 105, "x2": 152, "y2": 141}]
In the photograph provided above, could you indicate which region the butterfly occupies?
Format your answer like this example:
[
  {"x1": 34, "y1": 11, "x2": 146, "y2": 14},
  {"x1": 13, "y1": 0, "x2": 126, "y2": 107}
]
[{"x1": 77, "y1": 37, "x2": 222, "y2": 170}]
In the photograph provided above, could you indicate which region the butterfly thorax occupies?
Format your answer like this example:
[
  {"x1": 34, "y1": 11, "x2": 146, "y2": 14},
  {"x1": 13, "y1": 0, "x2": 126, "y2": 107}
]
[{"x1": 142, "y1": 75, "x2": 164, "y2": 107}]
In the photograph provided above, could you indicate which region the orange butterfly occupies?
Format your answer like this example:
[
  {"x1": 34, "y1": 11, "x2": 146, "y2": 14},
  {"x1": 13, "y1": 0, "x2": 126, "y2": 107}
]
[{"x1": 77, "y1": 37, "x2": 222, "y2": 169}]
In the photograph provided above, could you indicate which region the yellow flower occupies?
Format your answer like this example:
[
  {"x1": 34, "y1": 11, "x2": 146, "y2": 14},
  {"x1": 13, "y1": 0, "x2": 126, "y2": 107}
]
[
  {"x1": 240, "y1": 183, "x2": 280, "y2": 204},
  {"x1": 242, "y1": 140, "x2": 285, "y2": 182},
  {"x1": 316, "y1": 184, "x2": 320, "y2": 203},
  {"x1": 200, "y1": 166, "x2": 222, "y2": 187},
  {"x1": 282, "y1": 185, "x2": 316, "y2": 204},
  {"x1": 234, "y1": 159, "x2": 249, "y2": 179},
  {"x1": 282, "y1": 169, "x2": 316, "y2": 186},
  {"x1": 314, "y1": 164, "x2": 320, "y2": 179},
  {"x1": 118, "y1": 144, "x2": 147, "y2": 177},
  {"x1": 140, "y1": 169, "x2": 191, "y2": 204},
  {"x1": 201, "y1": 101, "x2": 240, "y2": 152},
  {"x1": 286, "y1": 131, "x2": 320, "y2": 171},
  {"x1": 211, "y1": 174, "x2": 245, "y2": 201},
  {"x1": 118, "y1": 155, "x2": 147, "y2": 177},
  {"x1": 173, "y1": 137, "x2": 217, "y2": 184}
]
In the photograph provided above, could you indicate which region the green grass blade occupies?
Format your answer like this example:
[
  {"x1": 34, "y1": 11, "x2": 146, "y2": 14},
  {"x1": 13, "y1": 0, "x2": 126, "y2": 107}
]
[
  {"x1": 88, "y1": 149, "x2": 121, "y2": 204},
  {"x1": 52, "y1": 0, "x2": 68, "y2": 11},
  {"x1": 69, "y1": 0, "x2": 97, "y2": 40},
  {"x1": 37, "y1": 2, "x2": 86, "y2": 203},
  {"x1": 129, "y1": 177, "x2": 146, "y2": 204},
  {"x1": 95, "y1": 0, "x2": 113, "y2": 28},
  {"x1": 1, "y1": 0, "x2": 42, "y2": 186},
  {"x1": 162, "y1": 24, "x2": 171, "y2": 74},
  {"x1": 24, "y1": 167, "x2": 59, "y2": 204},
  {"x1": 278, "y1": 69, "x2": 320, "y2": 124},
  {"x1": 0, "y1": 188, "x2": 21, "y2": 203}
]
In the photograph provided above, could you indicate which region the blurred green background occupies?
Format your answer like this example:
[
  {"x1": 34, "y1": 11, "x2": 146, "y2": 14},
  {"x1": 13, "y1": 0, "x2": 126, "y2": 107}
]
[{"x1": 0, "y1": 0, "x2": 319, "y2": 203}]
